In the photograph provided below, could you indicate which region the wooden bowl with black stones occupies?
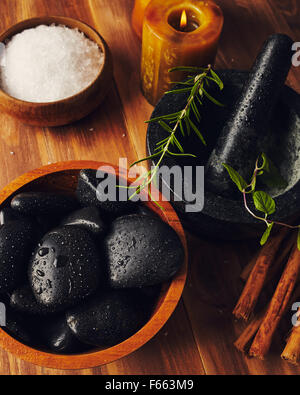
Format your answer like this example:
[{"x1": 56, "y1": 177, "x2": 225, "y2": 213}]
[{"x1": 0, "y1": 161, "x2": 188, "y2": 370}]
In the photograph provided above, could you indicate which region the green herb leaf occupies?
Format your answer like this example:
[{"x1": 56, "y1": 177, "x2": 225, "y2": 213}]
[
  {"x1": 253, "y1": 191, "x2": 276, "y2": 215},
  {"x1": 259, "y1": 153, "x2": 288, "y2": 190},
  {"x1": 130, "y1": 151, "x2": 163, "y2": 167},
  {"x1": 179, "y1": 120, "x2": 185, "y2": 137},
  {"x1": 158, "y1": 120, "x2": 173, "y2": 133},
  {"x1": 172, "y1": 135, "x2": 184, "y2": 153},
  {"x1": 148, "y1": 188, "x2": 164, "y2": 211},
  {"x1": 191, "y1": 101, "x2": 201, "y2": 122},
  {"x1": 297, "y1": 228, "x2": 300, "y2": 251},
  {"x1": 184, "y1": 117, "x2": 191, "y2": 136},
  {"x1": 167, "y1": 150, "x2": 196, "y2": 158},
  {"x1": 210, "y1": 69, "x2": 224, "y2": 90},
  {"x1": 156, "y1": 137, "x2": 169, "y2": 146},
  {"x1": 166, "y1": 87, "x2": 193, "y2": 95},
  {"x1": 260, "y1": 153, "x2": 270, "y2": 172},
  {"x1": 188, "y1": 118, "x2": 207, "y2": 146},
  {"x1": 196, "y1": 96, "x2": 203, "y2": 106},
  {"x1": 170, "y1": 80, "x2": 194, "y2": 86},
  {"x1": 260, "y1": 222, "x2": 274, "y2": 246},
  {"x1": 145, "y1": 112, "x2": 181, "y2": 123},
  {"x1": 222, "y1": 164, "x2": 248, "y2": 192}
]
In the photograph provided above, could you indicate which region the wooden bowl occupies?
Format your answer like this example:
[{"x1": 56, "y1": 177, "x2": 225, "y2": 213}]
[
  {"x1": 0, "y1": 161, "x2": 188, "y2": 370},
  {"x1": 0, "y1": 17, "x2": 113, "y2": 127}
]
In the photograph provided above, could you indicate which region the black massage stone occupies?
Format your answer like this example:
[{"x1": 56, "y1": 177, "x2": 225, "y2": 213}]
[
  {"x1": 29, "y1": 226, "x2": 102, "y2": 312},
  {"x1": 104, "y1": 214, "x2": 184, "y2": 288},
  {"x1": 76, "y1": 169, "x2": 137, "y2": 219},
  {"x1": 11, "y1": 192, "x2": 79, "y2": 216},
  {"x1": 66, "y1": 289, "x2": 149, "y2": 347},
  {"x1": 0, "y1": 219, "x2": 38, "y2": 293}
]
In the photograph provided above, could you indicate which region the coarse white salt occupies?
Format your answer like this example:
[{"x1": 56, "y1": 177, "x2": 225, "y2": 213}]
[{"x1": 0, "y1": 24, "x2": 104, "y2": 103}]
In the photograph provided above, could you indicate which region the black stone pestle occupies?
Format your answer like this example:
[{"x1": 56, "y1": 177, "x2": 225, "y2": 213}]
[{"x1": 205, "y1": 34, "x2": 293, "y2": 197}]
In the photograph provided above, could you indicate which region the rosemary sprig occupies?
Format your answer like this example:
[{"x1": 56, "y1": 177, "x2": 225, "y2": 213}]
[
  {"x1": 129, "y1": 65, "x2": 224, "y2": 204},
  {"x1": 223, "y1": 153, "x2": 300, "y2": 249}
]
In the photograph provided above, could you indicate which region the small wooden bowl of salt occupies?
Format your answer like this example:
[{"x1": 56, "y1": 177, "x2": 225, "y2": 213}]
[{"x1": 0, "y1": 17, "x2": 113, "y2": 127}]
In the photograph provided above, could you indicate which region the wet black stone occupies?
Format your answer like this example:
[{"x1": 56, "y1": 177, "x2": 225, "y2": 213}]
[
  {"x1": 61, "y1": 207, "x2": 107, "y2": 237},
  {"x1": 0, "y1": 297, "x2": 34, "y2": 346},
  {"x1": 4, "y1": 311, "x2": 34, "y2": 346},
  {"x1": 66, "y1": 290, "x2": 149, "y2": 347},
  {"x1": 0, "y1": 207, "x2": 26, "y2": 226},
  {"x1": 11, "y1": 192, "x2": 79, "y2": 216},
  {"x1": 104, "y1": 214, "x2": 184, "y2": 288},
  {"x1": 29, "y1": 226, "x2": 102, "y2": 312},
  {"x1": 10, "y1": 284, "x2": 56, "y2": 316},
  {"x1": 0, "y1": 220, "x2": 37, "y2": 293},
  {"x1": 76, "y1": 169, "x2": 136, "y2": 219},
  {"x1": 40, "y1": 316, "x2": 87, "y2": 354}
]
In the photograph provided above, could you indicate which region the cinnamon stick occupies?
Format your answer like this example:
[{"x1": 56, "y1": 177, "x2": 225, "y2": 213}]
[
  {"x1": 281, "y1": 284, "x2": 300, "y2": 364},
  {"x1": 233, "y1": 228, "x2": 289, "y2": 321},
  {"x1": 281, "y1": 321, "x2": 300, "y2": 364},
  {"x1": 249, "y1": 245, "x2": 300, "y2": 359},
  {"x1": 240, "y1": 234, "x2": 294, "y2": 282},
  {"x1": 234, "y1": 306, "x2": 268, "y2": 353}
]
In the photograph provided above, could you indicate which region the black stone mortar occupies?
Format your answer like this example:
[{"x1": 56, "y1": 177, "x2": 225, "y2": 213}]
[{"x1": 146, "y1": 69, "x2": 300, "y2": 240}]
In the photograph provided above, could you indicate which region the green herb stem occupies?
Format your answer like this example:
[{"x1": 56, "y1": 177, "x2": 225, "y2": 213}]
[
  {"x1": 242, "y1": 190, "x2": 300, "y2": 230},
  {"x1": 129, "y1": 65, "x2": 224, "y2": 205},
  {"x1": 224, "y1": 153, "x2": 300, "y2": 248}
]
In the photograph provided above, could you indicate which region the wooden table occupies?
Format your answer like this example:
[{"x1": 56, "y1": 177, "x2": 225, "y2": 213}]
[{"x1": 0, "y1": 0, "x2": 299, "y2": 375}]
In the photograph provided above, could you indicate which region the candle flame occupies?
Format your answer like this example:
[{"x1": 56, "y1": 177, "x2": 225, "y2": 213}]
[{"x1": 180, "y1": 10, "x2": 187, "y2": 29}]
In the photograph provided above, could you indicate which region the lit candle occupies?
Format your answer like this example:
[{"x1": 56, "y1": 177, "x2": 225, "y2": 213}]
[
  {"x1": 141, "y1": 0, "x2": 224, "y2": 106},
  {"x1": 132, "y1": 0, "x2": 152, "y2": 40}
]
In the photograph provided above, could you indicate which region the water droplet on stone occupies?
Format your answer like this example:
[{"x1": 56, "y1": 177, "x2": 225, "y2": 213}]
[
  {"x1": 38, "y1": 247, "x2": 49, "y2": 257},
  {"x1": 37, "y1": 287, "x2": 43, "y2": 295},
  {"x1": 37, "y1": 270, "x2": 45, "y2": 277}
]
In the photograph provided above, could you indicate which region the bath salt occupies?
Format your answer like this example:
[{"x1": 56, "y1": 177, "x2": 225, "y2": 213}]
[{"x1": 0, "y1": 24, "x2": 104, "y2": 103}]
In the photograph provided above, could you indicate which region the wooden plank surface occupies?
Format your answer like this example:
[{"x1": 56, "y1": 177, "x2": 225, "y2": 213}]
[{"x1": 0, "y1": 0, "x2": 299, "y2": 375}]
